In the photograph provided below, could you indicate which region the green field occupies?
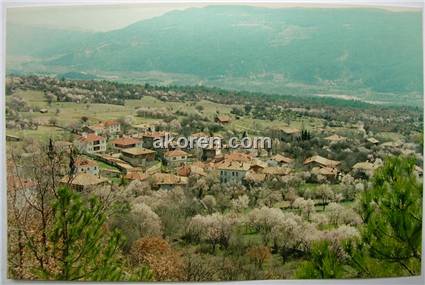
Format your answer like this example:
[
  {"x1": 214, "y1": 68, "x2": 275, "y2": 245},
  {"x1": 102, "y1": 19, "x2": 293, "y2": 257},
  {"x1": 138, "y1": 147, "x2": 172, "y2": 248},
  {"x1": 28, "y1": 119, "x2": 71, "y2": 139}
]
[{"x1": 8, "y1": 90, "x2": 326, "y2": 140}]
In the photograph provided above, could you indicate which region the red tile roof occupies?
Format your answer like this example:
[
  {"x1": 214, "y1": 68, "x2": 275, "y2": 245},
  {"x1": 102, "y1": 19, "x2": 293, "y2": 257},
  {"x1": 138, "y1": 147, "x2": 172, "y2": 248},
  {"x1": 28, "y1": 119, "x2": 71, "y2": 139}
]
[
  {"x1": 124, "y1": 171, "x2": 149, "y2": 181},
  {"x1": 164, "y1": 149, "x2": 189, "y2": 158},
  {"x1": 153, "y1": 173, "x2": 188, "y2": 185},
  {"x1": 304, "y1": 155, "x2": 340, "y2": 168},
  {"x1": 271, "y1": 154, "x2": 293, "y2": 164},
  {"x1": 62, "y1": 173, "x2": 108, "y2": 186},
  {"x1": 216, "y1": 160, "x2": 251, "y2": 171},
  {"x1": 111, "y1": 137, "x2": 140, "y2": 146},
  {"x1": 121, "y1": 147, "x2": 155, "y2": 156},
  {"x1": 177, "y1": 165, "x2": 191, "y2": 177},
  {"x1": 225, "y1": 152, "x2": 253, "y2": 162},
  {"x1": 79, "y1": 133, "x2": 105, "y2": 143}
]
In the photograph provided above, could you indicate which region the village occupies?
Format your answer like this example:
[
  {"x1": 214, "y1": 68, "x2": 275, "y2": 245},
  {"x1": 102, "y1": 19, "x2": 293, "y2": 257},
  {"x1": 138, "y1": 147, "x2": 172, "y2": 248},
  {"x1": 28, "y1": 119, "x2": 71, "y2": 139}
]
[
  {"x1": 6, "y1": 76, "x2": 423, "y2": 195},
  {"x1": 9, "y1": 111, "x2": 420, "y2": 194},
  {"x1": 5, "y1": 75, "x2": 424, "y2": 280}
]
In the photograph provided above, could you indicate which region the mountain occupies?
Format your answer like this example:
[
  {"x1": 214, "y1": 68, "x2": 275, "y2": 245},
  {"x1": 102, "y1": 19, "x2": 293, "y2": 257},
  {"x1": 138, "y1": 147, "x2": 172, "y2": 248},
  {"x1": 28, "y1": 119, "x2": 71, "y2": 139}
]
[
  {"x1": 6, "y1": 24, "x2": 92, "y2": 57},
  {"x1": 6, "y1": 6, "x2": 423, "y2": 105}
]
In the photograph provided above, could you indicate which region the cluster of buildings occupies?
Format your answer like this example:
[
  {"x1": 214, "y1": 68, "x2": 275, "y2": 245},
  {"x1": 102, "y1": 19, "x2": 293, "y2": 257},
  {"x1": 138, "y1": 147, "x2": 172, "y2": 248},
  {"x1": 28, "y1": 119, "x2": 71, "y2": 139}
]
[
  {"x1": 13, "y1": 116, "x2": 421, "y2": 193},
  {"x1": 67, "y1": 119, "x2": 306, "y2": 190},
  {"x1": 64, "y1": 117, "x2": 423, "y2": 191}
]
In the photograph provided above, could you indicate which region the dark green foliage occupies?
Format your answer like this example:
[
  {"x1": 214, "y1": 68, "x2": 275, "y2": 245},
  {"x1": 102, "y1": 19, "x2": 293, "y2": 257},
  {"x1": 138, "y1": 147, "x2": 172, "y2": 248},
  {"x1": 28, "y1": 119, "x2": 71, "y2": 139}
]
[
  {"x1": 41, "y1": 187, "x2": 125, "y2": 281},
  {"x1": 355, "y1": 156, "x2": 422, "y2": 276},
  {"x1": 6, "y1": 84, "x2": 13, "y2": 95},
  {"x1": 231, "y1": 107, "x2": 244, "y2": 117},
  {"x1": 295, "y1": 240, "x2": 345, "y2": 279},
  {"x1": 295, "y1": 156, "x2": 422, "y2": 278},
  {"x1": 297, "y1": 129, "x2": 311, "y2": 142},
  {"x1": 244, "y1": 104, "x2": 252, "y2": 114}
]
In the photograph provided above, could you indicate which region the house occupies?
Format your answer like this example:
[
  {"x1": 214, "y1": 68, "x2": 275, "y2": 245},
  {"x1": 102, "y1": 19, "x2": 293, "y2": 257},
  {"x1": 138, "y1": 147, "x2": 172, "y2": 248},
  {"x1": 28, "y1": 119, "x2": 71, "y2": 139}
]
[
  {"x1": 100, "y1": 168, "x2": 122, "y2": 179},
  {"x1": 325, "y1": 134, "x2": 346, "y2": 143},
  {"x1": 83, "y1": 120, "x2": 121, "y2": 137},
  {"x1": 189, "y1": 132, "x2": 215, "y2": 149},
  {"x1": 146, "y1": 163, "x2": 162, "y2": 175},
  {"x1": 177, "y1": 165, "x2": 191, "y2": 177},
  {"x1": 97, "y1": 153, "x2": 134, "y2": 172},
  {"x1": 124, "y1": 170, "x2": 149, "y2": 181},
  {"x1": 240, "y1": 137, "x2": 272, "y2": 157},
  {"x1": 191, "y1": 161, "x2": 215, "y2": 172},
  {"x1": 202, "y1": 147, "x2": 222, "y2": 161},
  {"x1": 74, "y1": 133, "x2": 107, "y2": 154},
  {"x1": 189, "y1": 165, "x2": 207, "y2": 177},
  {"x1": 225, "y1": 152, "x2": 254, "y2": 163},
  {"x1": 215, "y1": 115, "x2": 231, "y2": 124},
  {"x1": 39, "y1": 108, "x2": 48, "y2": 114},
  {"x1": 249, "y1": 161, "x2": 267, "y2": 173},
  {"x1": 111, "y1": 137, "x2": 142, "y2": 150},
  {"x1": 271, "y1": 126, "x2": 300, "y2": 141},
  {"x1": 244, "y1": 170, "x2": 266, "y2": 185},
  {"x1": 177, "y1": 165, "x2": 207, "y2": 177},
  {"x1": 152, "y1": 173, "x2": 188, "y2": 190},
  {"x1": 190, "y1": 132, "x2": 210, "y2": 139},
  {"x1": 61, "y1": 173, "x2": 108, "y2": 192},
  {"x1": 245, "y1": 166, "x2": 291, "y2": 182},
  {"x1": 216, "y1": 160, "x2": 251, "y2": 184},
  {"x1": 75, "y1": 157, "x2": 99, "y2": 176},
  {"x1": 103, "y1": 120, "x2": 121, "y2": 136},
  {"x1": 269, "y1": 154, "x2": 293, "y2": 166},
  {"x1": 121, "y1": 147, "x2": 156, "y2": 167},
  {"x1": 141, "y1": 131, "x2": 169, "y2": 149},
  {"x1": 82, "y1": 125, "x2": 105, "y2": 136},
  {"x1": 352, "y1": 161, "x2": 380, "y2": 179},
  {"x1": 311, "y1": 166, "x2": 339, "y2": 181},
  {"x1": 304, "y1": 155, "x2": 341, "y2": 169},
  {"x1": 164, "y1": 149, "x2": 190, "y2": 166}
]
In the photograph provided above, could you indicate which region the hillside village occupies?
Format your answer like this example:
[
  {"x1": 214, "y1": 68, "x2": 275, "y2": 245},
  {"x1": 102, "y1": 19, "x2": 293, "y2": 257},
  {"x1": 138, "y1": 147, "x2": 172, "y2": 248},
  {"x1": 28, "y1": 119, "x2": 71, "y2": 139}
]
[
  {"x1": 6, "y1": 75, "x2": 424, "y2": 280},
  {"x1": 6, "y1": 75, "x2": 423, "y2": 192}
]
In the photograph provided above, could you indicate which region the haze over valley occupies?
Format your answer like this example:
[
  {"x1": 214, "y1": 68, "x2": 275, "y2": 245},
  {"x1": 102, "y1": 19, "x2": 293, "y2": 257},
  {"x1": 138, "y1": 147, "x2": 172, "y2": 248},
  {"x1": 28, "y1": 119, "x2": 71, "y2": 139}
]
[{"x1": 7, "y1": 5, "x2": 423, "y2": 106}]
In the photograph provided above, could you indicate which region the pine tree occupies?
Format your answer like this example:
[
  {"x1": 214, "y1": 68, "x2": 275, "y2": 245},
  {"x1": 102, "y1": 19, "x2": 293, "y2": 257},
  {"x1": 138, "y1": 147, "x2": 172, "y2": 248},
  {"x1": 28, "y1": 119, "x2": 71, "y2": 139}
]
[
  {"x1": 295, "y1": 156, "x2": 422, "y2": 278},
  {"x1": 40, "y1": 187, "x2": 125, "y2": 281},
  {"x1": 295, "y1": 240, "x2": 344, "y2": 279},
  {"x1": 355, "y1": 156, "x2": 422, "y2": 276}
]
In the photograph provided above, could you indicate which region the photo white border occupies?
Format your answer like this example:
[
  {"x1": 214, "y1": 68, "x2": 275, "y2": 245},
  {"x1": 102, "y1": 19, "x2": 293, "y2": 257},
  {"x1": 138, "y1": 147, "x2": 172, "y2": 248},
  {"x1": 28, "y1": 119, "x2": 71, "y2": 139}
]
[{"x1": 0, "y1": 1, "x2": 424, "y2": 284}]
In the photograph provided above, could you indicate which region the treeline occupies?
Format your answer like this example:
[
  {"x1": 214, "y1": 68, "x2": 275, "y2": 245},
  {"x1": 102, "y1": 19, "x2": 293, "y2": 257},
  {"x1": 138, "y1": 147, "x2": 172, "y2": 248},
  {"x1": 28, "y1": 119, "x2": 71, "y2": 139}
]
[{"x1": 6, "y1": 75, "x2": 423, "y2": 136}]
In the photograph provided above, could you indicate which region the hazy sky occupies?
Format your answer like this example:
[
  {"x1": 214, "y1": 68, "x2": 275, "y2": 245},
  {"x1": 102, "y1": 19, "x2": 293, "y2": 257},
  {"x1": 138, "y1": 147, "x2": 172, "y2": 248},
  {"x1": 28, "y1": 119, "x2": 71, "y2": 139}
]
[
  {"x1": 7, "y1": 4, "x2": 207, "y2": 32},
  {"x1": 7, "y1": 2, "x2": 422, "y2": 32}
]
